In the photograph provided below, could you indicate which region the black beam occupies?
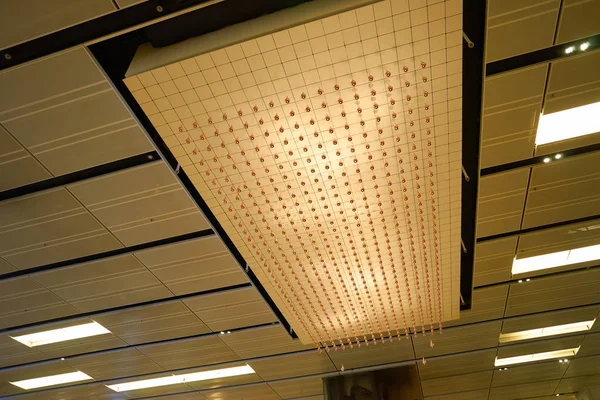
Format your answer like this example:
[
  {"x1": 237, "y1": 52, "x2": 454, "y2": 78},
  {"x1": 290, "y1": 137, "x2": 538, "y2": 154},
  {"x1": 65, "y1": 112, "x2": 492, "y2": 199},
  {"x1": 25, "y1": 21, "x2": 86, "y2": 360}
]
[
  {"x1": 481, "y1": 142, "x2": 600, "y2": 176},
  {"x1": 0, "y1": 319, "x2": 271, "y2": 372},
  {"x1": 486, "y1": 33, "x2": 600, "y2": 76},
  {"x1": 459, "y1": 0, "x2": 486, "y2": 310},
  {"x1": 0, "y1": 229, "x2": 214, "y2": 281},
  {"x1": 477, "y1": 213, "x2": 600, "y2": 243},
  {"x1": 0, "y1": 151, "x2": 159, "y2": 202},
  {"x1": 0, "y1": 0, "x2": 213, "y2": 70}
]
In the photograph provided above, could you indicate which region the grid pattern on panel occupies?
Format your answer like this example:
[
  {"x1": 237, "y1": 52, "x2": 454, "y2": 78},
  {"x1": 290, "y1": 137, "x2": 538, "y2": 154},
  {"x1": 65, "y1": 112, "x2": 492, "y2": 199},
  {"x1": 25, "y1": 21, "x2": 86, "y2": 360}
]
[{"x1": 125, "y1": 0, "x2": 463, "y2": 349}]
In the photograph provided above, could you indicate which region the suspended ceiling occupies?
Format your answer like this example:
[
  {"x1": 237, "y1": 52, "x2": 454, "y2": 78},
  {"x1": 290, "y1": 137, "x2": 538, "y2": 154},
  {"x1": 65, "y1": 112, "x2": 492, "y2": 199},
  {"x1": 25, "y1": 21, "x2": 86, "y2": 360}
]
[{"x1": 0, "y1": 0, "x2": 599, "y2": 399}]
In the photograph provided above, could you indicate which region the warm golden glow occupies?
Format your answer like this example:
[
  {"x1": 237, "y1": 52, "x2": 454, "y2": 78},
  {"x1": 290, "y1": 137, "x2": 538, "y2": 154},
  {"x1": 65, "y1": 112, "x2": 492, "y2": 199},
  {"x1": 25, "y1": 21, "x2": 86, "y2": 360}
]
[{"x1": 499, "y1": 320, "x2": 595, "y2": 343}]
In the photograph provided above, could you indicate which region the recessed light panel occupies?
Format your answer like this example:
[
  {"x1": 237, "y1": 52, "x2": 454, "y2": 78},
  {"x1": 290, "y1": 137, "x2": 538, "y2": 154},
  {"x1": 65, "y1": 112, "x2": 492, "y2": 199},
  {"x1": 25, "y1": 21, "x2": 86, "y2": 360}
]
[
  {"x1": 125, "y1": 0, "x2": 463, "y2": 347},
  {"x1": 495, "y1": 347, "x2": 580, "y2": 367},
  {"x1": 10, "y1": 371, "x2": 93, "y2": 390},
  {"x1": 11, "y1": 321, "x2": 111, "y2": 347},
  {"x1": 512, "y1": 244, "x2": 600, "y2": 275},
  {"x1": 499, "y1": 319, "x2": 595, "y2": 343},
  {"x1": 536, "y1": 101, "x2": 600, "y2": 145},
  {"x1": 106, "y1": 365, "x2": 255, "y2": 392}
]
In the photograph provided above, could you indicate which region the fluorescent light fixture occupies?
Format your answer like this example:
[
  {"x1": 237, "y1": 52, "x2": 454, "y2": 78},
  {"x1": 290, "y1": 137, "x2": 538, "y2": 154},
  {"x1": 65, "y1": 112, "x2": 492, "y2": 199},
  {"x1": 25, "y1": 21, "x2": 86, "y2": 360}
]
[
  {"x1": 499, "y1": 319, "x2": 595, "y2": 343},
  {"x1": 536, "y1": 101, "x2": 600, "y2": 145},
  {"x1": 10, "y1": 371, "x2": 93, "y2": 390},
  {"x1": 11, "y1": 322, "x2": 111, "y2": 347},
  {"x1": 512, "y1": 244, "x2": 600, "y2": 274},
  {"x1": 106, "y1": 365, "x2": 255, "y2": 392},
  {"x1": 580, "y1": 42, "x2": 590, "y2": 51},
  {"x1": 495, "y1": 347, "x2": 580, "y2": 367}
]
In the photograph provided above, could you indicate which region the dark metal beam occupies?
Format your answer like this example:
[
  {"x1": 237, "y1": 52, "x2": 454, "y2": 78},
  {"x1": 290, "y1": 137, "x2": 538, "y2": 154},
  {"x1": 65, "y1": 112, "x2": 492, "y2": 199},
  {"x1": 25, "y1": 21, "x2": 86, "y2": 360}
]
[
  {"x1": 0, "y1": 151, "x2": 159, "y2": 202},
  {"x1": 486, "y1": 33, "x2": 600, "y2": 77},
  {"x1": 0, "y1": 229, "x2": 215, "y2": 281}
]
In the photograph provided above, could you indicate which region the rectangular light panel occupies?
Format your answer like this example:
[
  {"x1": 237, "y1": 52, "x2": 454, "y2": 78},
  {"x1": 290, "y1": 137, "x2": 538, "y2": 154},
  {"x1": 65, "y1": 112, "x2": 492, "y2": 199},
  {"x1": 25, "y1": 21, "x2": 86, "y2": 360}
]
[
  {"x1": 512, "y1": 244, "x2": 600, "y2": 275},
  {"x1": 499, "y1": 319, "x2": 596, "y2": 343},
  {"x1": 495, "y1": 347, "x2": 580, "y2": 367},
  {"x1": 536, "y1": 101, "x2": 600, "y2": 145},
  {"x1": 10, "y1": 371, "x2": 93, "y2": 390},
  {"x1": 106, "y1": 365, "x2": 255, "y2": 392},
  {"x1": 11, "y1": 321, "x2": 111, "y2": 347},
  {"x1": 124, "y1": 0, "x2": 463, "y2": 346}
]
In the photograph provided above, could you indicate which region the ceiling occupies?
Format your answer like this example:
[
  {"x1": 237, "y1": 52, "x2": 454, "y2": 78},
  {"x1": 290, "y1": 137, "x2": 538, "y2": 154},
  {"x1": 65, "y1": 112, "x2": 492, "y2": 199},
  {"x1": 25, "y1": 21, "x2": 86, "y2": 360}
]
[{"x1": 0, "y1": 1, "x2": 599, "y2": 400}]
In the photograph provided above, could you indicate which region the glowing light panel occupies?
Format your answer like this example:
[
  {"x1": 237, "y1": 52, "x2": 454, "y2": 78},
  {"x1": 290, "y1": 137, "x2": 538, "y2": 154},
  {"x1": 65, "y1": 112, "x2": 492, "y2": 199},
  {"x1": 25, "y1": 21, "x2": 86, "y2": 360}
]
[
  {"x1": 512, "y1": 244, "x2": 600, "y2": 274},
  {"x1": 499, "y1": 319, "x2": 595, "y2": 343},
  {"x1": 495, "y1": 347, "x2": 580, "y2": 367},
  {"x1": 10, "y1": 372, "x2": 93, "y2": 390},
  {"x1": 536, "y1": 101, "x2": 600, "y2": 145},
  {"x1": 11, "y1": 322, "x2": 111, "y2": 347}
]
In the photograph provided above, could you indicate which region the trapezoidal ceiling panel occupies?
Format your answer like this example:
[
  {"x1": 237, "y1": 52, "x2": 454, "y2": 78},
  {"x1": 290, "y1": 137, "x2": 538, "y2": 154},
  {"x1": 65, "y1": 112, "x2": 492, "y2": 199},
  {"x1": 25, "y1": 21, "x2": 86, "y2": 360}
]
[{"x1": 124, "y1": 0, "x2": 462, "y2": 349}]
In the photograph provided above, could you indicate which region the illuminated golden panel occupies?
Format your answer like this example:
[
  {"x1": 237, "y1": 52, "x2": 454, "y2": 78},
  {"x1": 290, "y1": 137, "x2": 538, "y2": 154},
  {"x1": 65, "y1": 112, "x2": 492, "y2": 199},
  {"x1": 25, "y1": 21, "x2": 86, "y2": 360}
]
[{"x1": 125, "y1": 0, "x2": 462, "y2": 347}]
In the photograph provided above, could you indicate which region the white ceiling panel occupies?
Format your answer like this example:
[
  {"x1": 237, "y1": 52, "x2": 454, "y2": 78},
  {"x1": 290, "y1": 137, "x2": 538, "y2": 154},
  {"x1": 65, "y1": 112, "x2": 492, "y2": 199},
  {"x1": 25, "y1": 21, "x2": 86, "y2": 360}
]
[
  {"x1": 556, "y1": 0, "x2": 600, "y2": 44},
  {"x1": 505, "y1": 268, "x2": 600, "y2": 316},
  {"x1": 267, "y1": 376, "x2": 324, "y2": 399},
  {"x1": 446, "y1": 285, "x2": 508, "y2": 327},
  {"x1": 183, "y1": 286, "x2": 276, "y2": 332},
  {"x1": 0, "y1": 125, "x2": 51, "y2": 191},
  {"x1": 418, "y1": 349, "x2": 497, "y2": 380},
  {"x1": 67, "y1": 162, "x2": 210, "y2": 246},
  {"x1": 523, "y1": 151, "x2": 600, "y2": 229},
  {"x1": 486, "y1": 0, "x2": 559, "y2": 62},
  {"x1": 424, "y1": 388, "x2": 489, "y2": 400},
  {"x1": 184, "y1": 364, "x2": 262, "y2": 392},
  {"x1": 326, "y1": 335, "x2": 414, "y2": 369},
  {"x1": 477, "y1": 169, "x2": 529, "y2": 237},
  {"x1": 0, "y1": 188, "x2": 122, "y2": 270},
  {"x1": 32, "y1": 255, "x2": 172, "y2": 312},
  {"x1": 421, "y1": 371, "x2": 492, "y2": 397},
  {"x1": 516, "y1": 217, "x2": 600, "y2": 259},
  {"x1": 0, "y1": 276, "x2": 78, "y2": 330},
  {"x1": 473, "y1": 237, "x2": 516, "y2": 286},
  {"x1": 203, "y1": 383, "x2": 279, "y2": 400},
  {"x1": 501, "y1": 305, "x2": 600, "y2": 337},
  {"x1": 0, "y1": 1, "x2": 115, "y2": 50},
  {"x1": 413, "y1": 321, "x2": 502, "y2": 358},
  {"x1": 488, "y1": 380, "x2": 560, "y2": 400},
  {"x1": 564, "y1": 354, "x2": 600, "y2": 377},
  {"x1": 248, "y1": 351, "x2": 336, "y2": 381},
  {"x1": 134, "y1": 236, "x2": 249, "y2": 296},
  {"x1": 138, "y1": 336, "x2": 240, "y2": 371},
  {"x1": 219, "y1": 325, "x2": 312, "y2": 359},
  {"x1": 94, "y1": 301, "x2": 210, "y2": 345},
  {"x1": 0, "y1": 47, "x2": 154, "y2": 176},
  {"x1": 481, "y1": 64, "x2": 547, "y2": 168},
  {"x1": 492, "y1": 361, "x2": 567, "y2": 387},
  {"x1": 64, "y1": 348, "x2": 163, "y2": 381}
]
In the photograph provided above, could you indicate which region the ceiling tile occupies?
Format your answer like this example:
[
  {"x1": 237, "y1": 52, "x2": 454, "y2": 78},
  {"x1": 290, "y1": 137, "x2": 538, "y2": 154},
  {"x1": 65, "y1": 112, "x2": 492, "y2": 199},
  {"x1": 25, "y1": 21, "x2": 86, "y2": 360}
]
[
  {"x1": 219, "y1": 325, "x2": 312, "y2": 359},
  {"x1": 0, "y1": 277, "x2": 78, "y2": 330},
  {"x1": 486, "y1": 0, "x2": 560, "y2": 62},
  {"x1": 67, "y1": 162, "x2": 210, "y2": 246},
  {"x1": 94, "y1": 301, "x2": 210, "y2": 345},
  {"x1": 473, "y1": 237, "x2": 517, "y2": 286},
  {"x1": 422, "y1": 371, "x2": 492, "y2": 397},
  {"x1": 505, "y1": 265, "x2": 600, "y2": 317},
  {"x1": 0, "y1": 257, "x2": 16, "y2": 275},
  {"x1": 477, "y1": 169, "x2": 529, "y2": 237},
  {"x1": 496, "y1": 335, "x2": 584, "y2": 359},
  {"x1": 65, "y1": 348, "x2": 163, "y2": 381},
  {"x1": 488, "y1": 380, "x2": 560, "y2": 400},
  {"x1": 481, "y1": 65, "x2": 547, "y2": 168},
  {"x1": 578, "y1": 333, "x2": 600, "y2": 357},
  {"x1": 418, "y1": 349, "x2": 497, "y2": 380},
  {"x1": 248, "y1": 351, "x2": 335, "y2": 381},
  {"x1": 135, "y1": 236, "x2": 248, "y2": 296},
  {"x1": 413, "y1": 321, "x2": 502, "y2": 358},
  {"x1": 203, "y1": 383, "x2": 279, "y2": 400},
  {"x1": 268, "y1": 376, "x2": 323, "y2": 399},
  {"x1": 33, "y1": 255, "x2": 172, "y2": 312},
  {"x1": 492, "y1": 361, "x2": 567, "y2": 387},
  {"x1": 138, "y1": 336, "x2": 240, "y2": 371},
  {"x1": 556, "y1": 0, "x2": 600, "y2": 43},
  {"x1": 556, "y1": 374, "x2": 600, "y2": 394},
  {"x1": 183, "y1": 287, "x2": 276, "y2": 332},
  {"x1": 424, "y1": 388, "x2": 489, "y2": 400},
  {"x1": 446, "y1": 285, "x2": 508, "y2": 327},
  {"x1": 564, "y1": 354, "x2": 600, "y2": 377},
  {"x1": 327, "y1": 336, "x2": 414, "y2": 369},
  {"x1": 0, "y1": 335, "x2": 45, "y2": 369},
  {"x1": 0, "y1": 188, "x2": 122, "y2": 270}
]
